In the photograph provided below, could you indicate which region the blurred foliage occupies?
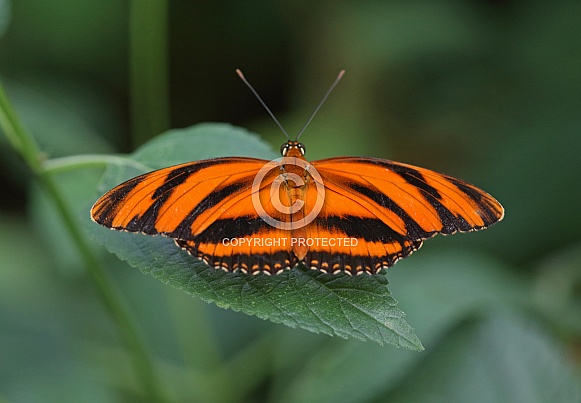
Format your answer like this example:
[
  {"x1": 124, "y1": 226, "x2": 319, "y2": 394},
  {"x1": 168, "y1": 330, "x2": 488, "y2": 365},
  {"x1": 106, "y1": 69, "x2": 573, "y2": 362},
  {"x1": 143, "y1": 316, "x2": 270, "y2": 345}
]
[{"x1": 1, "y1": 0, "x2": 580, "y2": 402}]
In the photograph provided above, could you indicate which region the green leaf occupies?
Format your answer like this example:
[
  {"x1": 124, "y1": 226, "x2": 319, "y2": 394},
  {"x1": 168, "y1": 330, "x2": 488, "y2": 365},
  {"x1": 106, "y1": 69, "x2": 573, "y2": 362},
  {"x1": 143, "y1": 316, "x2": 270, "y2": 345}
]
[{"x1": 85, "y1": 123, "x2": 422, "y2": 349}]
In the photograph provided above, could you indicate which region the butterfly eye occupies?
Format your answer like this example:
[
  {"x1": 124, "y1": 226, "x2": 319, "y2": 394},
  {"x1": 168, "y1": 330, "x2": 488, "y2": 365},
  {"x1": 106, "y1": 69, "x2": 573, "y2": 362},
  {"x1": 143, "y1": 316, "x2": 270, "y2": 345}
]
[
  {"x1": 297, "y1": 143, "x2": 306, "y2": 155},
  {"x1": 280, "y1": 143, "x2": 289, "y2": 156}
]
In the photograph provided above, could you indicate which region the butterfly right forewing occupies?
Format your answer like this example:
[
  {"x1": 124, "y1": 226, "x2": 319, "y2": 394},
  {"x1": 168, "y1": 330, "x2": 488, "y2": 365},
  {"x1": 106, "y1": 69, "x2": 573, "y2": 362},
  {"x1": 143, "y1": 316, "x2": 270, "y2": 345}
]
[
  {"x1": 301, "y1": 156, "x2": 504, "y2": 274},
  {"x1": 313, "y1": 157, "x2": 504, "y2": 235}
]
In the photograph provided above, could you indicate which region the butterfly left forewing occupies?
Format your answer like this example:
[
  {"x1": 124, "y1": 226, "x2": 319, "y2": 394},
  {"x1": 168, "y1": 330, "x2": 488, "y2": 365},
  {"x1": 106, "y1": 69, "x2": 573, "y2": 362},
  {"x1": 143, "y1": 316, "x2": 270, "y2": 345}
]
[
  {"x1": 92, "y1": 158, "x2": 260, "y2": 234},
  {"x1": 92, "y1": 157, "x2": 298, "y2": 274}
]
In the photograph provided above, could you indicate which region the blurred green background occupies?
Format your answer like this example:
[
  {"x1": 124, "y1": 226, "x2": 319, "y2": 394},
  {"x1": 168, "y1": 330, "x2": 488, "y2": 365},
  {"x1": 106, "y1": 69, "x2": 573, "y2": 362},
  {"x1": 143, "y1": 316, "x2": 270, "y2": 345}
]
[{"x1": 1, "y1": 0, "x2": 580, "y2": 402}]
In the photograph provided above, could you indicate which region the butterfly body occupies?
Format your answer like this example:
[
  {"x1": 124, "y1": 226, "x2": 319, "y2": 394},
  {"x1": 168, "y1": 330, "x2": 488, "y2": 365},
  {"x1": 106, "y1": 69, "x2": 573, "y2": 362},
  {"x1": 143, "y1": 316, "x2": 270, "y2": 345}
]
[{"x1": 92, "y1": 139, "x2": 504, "y2": 276}]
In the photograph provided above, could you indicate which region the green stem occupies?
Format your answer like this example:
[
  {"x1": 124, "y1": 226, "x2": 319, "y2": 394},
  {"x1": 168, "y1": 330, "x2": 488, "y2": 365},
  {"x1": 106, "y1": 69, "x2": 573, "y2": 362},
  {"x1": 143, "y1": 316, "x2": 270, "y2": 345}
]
[
  {"x1": 0, "y1": 78, "x2": 42, "y2": 171},
  {"x1": 0, "y1": 81, "x2": 167, "y2": 402},
  {"x1": 129, "y1": 0, "x2": 170, "y2": 147}
]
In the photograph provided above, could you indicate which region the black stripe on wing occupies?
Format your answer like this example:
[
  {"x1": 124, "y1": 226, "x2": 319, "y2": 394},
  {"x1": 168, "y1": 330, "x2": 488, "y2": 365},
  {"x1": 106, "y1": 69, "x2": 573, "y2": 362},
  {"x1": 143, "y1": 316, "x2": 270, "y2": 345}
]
[
  {"x1": 175, "y1": 239, "x2": 298, "y2": 275},
  {"x1": 333, "y1": 158, "x2": 503, "y2": 233},
  {"x1": 92, "y1": 178, "x2": 141, "y2": 227},
  {"x1": 304, "y1": 246, "x2": 422, "y2": 275}
]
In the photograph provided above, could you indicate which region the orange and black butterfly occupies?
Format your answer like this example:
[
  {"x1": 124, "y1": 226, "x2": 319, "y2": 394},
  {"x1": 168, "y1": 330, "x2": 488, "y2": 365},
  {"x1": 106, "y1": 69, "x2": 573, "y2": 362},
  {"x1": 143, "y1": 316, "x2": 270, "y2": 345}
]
[{"x1": 91, "y1": 70, "x2": 504, "y2": 276}]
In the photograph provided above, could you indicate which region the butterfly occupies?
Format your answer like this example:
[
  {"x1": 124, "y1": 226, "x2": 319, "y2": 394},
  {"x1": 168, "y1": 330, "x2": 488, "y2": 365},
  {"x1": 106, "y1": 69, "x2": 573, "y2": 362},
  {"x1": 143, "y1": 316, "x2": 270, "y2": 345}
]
[{"x1": 91, "y1": 70, "x2": 504, "y2": 276}]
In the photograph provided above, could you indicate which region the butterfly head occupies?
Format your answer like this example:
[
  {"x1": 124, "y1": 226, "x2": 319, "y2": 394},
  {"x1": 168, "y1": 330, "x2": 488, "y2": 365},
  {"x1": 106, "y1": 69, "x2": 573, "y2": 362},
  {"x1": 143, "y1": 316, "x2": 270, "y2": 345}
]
[{"x1": 281, "y1": 141, "x2": 306, "y2": 157}]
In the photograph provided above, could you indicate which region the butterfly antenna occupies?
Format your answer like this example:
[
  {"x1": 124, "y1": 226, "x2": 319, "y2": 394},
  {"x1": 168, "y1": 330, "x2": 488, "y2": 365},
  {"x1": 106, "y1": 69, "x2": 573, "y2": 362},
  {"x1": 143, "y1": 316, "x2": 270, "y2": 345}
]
[
  {"x1": 236, "y1": 69, "x2": 290, "y2": 140},
  {"x1": 296, "y1": 69, "x2": 345, "y2": 141}
]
